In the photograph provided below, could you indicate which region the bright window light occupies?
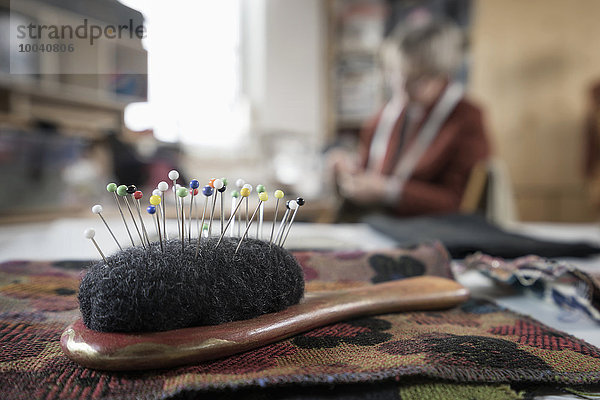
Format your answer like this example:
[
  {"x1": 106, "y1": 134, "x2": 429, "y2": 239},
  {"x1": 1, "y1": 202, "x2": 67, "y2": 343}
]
[{"x1": 120, "y1": 0, "x2": 246, "y2": 148}]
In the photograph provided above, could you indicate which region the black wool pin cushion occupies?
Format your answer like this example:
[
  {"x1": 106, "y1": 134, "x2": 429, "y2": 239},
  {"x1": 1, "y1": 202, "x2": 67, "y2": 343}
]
[{"x1": 78, "y1": 237, "x2": 305, "y2": 333}]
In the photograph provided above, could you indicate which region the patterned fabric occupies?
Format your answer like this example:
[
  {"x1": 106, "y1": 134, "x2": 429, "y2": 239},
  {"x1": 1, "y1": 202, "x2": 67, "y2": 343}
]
[{"x1": 1, "y1": 243, "x2": 600, "y2": 399}]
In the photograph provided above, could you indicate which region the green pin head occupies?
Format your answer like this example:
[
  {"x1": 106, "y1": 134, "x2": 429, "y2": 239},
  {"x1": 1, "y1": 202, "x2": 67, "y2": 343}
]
[
  {"x1": 116, "y1": 185, "x2": 128, "y2": 196},
  {"x1": 256, "y1": 184, "x2": 266, "y2": 193},
  {"x1": 231, "y1": 190, "x2": 240, "y2": 198},
  {"x1": 221, "y1": 177, "x2": 228, "y2": 187},
  {"x1": 106, "y1": 182, "x2": 117, "y2": 193},
  {"x1": 177, "y1": 187, "x2": 188, "y2": 197}
]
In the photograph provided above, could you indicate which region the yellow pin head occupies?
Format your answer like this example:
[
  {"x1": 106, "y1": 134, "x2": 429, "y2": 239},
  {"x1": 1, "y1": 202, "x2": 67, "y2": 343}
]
[
  {"x1": 258, "y1": 192, "x2": 268, "y2": 202},
  {"x1": 149, "y1": 195, "x2": 161, "y2": 205},
  {"x1": 274, "y1": 190, "x2": 284, "y2": 199},
  {"x1": 240, "y1": 188, "x2": 250, "y2": 197}
]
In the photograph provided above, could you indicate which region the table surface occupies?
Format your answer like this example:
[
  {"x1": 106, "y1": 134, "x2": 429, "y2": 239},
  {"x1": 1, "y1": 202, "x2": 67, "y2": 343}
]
[{"x1": 1, "y1": 218, "x2": 599, "y2": 399}]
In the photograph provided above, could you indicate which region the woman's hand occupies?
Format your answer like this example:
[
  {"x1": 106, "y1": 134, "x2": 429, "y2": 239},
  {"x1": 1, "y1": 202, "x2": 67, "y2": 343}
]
[{"x1": 338, "y1": 170, "x2": 391, "y2": 205}]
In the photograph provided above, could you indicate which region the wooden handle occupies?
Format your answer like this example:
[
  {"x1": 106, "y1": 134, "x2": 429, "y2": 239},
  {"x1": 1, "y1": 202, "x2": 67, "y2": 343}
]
[{"x1": 61, "y1": 276, "x2": 469, "y2": 371}]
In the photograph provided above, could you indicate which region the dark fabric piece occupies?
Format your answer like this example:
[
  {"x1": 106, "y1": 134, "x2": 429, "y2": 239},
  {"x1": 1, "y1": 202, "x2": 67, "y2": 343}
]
[
  {"x1": 79, "y1": 238, "x2": 304, "y2": 332},
  {"x1": 365, "y1": 213, "x2": 600, "y2": 258}
]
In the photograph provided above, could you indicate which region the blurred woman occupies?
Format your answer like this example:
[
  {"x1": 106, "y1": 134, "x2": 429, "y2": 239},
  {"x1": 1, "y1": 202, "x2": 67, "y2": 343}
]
[{"x1": 332, "y1": 19, "x2": 490, "y2": 219}]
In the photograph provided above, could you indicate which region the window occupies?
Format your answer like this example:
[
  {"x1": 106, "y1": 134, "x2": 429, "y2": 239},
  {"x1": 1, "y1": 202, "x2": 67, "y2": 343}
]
[{"x1": 121, "y1": 0, "x2": 247, "y2": 148}]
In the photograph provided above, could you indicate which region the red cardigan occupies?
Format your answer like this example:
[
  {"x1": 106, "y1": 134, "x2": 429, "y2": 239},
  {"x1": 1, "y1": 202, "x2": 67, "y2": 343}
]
[{"x1": 359, "y1": 98, "x2": 490, "y2": 216}]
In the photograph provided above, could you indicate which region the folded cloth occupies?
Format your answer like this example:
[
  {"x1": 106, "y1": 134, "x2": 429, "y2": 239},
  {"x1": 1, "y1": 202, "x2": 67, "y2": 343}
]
[
  {"x1": 464, "y1": 253, "x2": 600, "y2": 323},
  {"x1": 365, "y1": 213, "x2": 600, "y2": 258},
  {"x1": 1, "y1": 244, "x2": 599, "y2": 400}
]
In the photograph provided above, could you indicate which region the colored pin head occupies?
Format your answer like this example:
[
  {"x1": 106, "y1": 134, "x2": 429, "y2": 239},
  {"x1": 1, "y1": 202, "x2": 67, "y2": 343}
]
[
  {"x1": 84, "y1": 228, "x2": 96, "y2": 239},
  {"x1": 258, "y1": 192, "x2": 268, "y2": 202},
  {"x1": 286, "y1": 200, "x2": 291, "y2": 209},
  {"x1": 91, "y1": 204, "x2": 103, "y2": 214},
  {"x1": 177, "y1": 187, "x2": 188, "y2": 197},
  {"x1": 231, "y1": 190, "x2": 240, "y2": 198},
  {"x1": 296, "y1": 197, "x2": 305, "y2": 206},
  {"x1": 190, "y1": 188, "x2": 199, "y2": 196},
  {"x1": 209, "y1": 178, "x2": 216, "y2": 188},
  {"x1": 243, "y1": 184, "x2": 253, "y2": 193},
  {"x1": 274, "y1": 190, "x2": 284, "y2": 199},
  {"x1": 240, "y1": 188, "x2": 250, "y2": 197},
  {"x1": 134, "y1": 191, "x2": 143, "y2": 200},
  {"x1": 256, "y1": 184, "x2": 266, "y2": 193},
  {"x1": 218, "y1": 178, "x2": 227, "y2": 192},
  {"x1": 202, "y1": 185, "x2": 214, "y2": 196},
  {"x1": 168, "y1": 170, "x2": 179, "y2": 181},
  {"x1": 236, "y1": 178, "x2": 245, "y2": 188},
  {"x1": 213, "y1": 178, "x2": 224, "y2": 190},
  {"x1": 152, "y1": 189, "x2": 161, "y2": 196},
  {"x1": 149, "y1": 195, "x2": 161, "y2": 206},
  {"x1": 117, "y1": 185, "x2": 128, "y2": 196},
  {"x1": 147, "y1": 205, "x2": 156, "y2": 214},
  {"x1": 106, "y1": 183, "x2": 117, "y2": 193},
  {"x1": 157, "y1": 181, "x2": 169, "y2": 192},
  {"x1": 126, "y1": 185, "x2": 137, "y2": 195},
  {"x1": 190, "y1": 179, "x2": 200, "y2": 189}
]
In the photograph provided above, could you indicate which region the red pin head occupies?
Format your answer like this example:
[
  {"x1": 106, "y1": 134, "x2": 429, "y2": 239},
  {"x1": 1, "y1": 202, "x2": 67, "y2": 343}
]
[
  {"x1": 190, "y1": 188, "x2": 199, "y2": 196},
  {"x1": 134, "y1": 191, "x2": 143, "y2": 200}
]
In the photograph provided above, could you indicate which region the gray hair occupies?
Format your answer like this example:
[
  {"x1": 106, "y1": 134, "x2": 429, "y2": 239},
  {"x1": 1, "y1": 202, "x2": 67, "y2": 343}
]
[{"x1": 382, "y1": 19, "x2": 466, "y2": 78}]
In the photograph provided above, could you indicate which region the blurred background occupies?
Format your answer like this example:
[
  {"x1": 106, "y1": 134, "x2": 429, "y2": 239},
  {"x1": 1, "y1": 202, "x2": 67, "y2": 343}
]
[{"x1": 1, "y1": 0, "x2": 600, "y2": 224}]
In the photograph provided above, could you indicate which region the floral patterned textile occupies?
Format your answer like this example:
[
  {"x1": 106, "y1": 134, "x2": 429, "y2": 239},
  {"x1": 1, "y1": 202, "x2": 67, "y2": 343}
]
[{"x1": 1, "y1": 243, "x2": 599, "y2": 399}]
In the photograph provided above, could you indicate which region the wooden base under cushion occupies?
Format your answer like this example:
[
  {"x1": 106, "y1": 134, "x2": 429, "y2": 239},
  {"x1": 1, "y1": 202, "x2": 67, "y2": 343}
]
[{"x1": 61, "y1": 276, "x2": 469, "y2": 371}]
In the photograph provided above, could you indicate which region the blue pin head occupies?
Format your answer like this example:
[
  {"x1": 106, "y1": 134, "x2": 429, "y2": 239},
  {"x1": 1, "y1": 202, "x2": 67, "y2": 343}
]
[
  {"x1": 190, "y1": 179, "x2": 200, "y2": 189},
  {"x1": 202, "y1": 185, "x2": 214, "y2": 197},
  {"x1": 146, "y1": 205, "x2": 156, "y2": 214}
]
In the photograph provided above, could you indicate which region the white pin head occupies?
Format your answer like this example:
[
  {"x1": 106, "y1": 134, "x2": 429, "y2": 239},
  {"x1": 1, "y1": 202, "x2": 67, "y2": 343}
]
[
  {"x1": 152, "y1": 189, "x2": 161, "y2": 197},
  {"x1": 84, "y1": 228, "x2": 96, "y2": 239},
  {"x1": 213, "y1": 178, "x2": 224, "y2": 190},
  {"x1": 157, "y1": 181, "x2": 169, "y2": 192},
  {"x1": 243, "y1": 183, "x2": 253, "y2": 193},
  {"x1": 236, "y1": 178, "x2": 245, "y2": 188},
  {"x1": 168, "y1": 170, "x2": 179, "y2": 180},
  {"x1": 175, "y1": 184, "x2": 182, "y2": 190},
  {"x1": 289, "y1": 200, "x2": 298, "y2": 210},
  {"x1": 91, "y1": 205, "x2": 103, "y2": 214}
]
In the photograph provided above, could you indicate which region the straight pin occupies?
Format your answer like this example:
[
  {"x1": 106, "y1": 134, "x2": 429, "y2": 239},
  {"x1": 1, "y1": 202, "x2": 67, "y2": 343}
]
[
  {"x1": 256, "y1": 184, "x2": 266, "y2": 239},
  {"x1": 208, "y1": 179, "x2": 223, "y2": 237},
  {"x1": 168, "y1": 170, "x2": 181, "y2": 240},
  {"x1": 91, "y1": 204, "x2": 122, "y2": 251},
  {"x1": 122, "y1": 185, "x2": 146, "y2": 249},
  {"x1": 242, "y1": 184, "x2": 253, "y2": 239},
  {"x1": 218, "y1": 178, "x2": 227, "y2": 236},
  {"x1": 134, "y1": 190, "x2": 151, "y2": 247},
  {"x1": 235, "y1": 192, "x2": 268, "y2": 253},
  {"x1": 280, "y1": 197, "x2": 304, "y2": 247},
  {"x1": 108, "y1": 183, "x2": 135, "y2": 247},
  {"x1": 194, "y1": 185, "x2": 214, "y2": 259},
  {"x1": 157, "y1": 181, "x2": 169, "y2": 240},
  {"x1": 177, "y1": 187, "x2": 188, "y2": 253},
  {"x1": 230, "y1": 191, "x2": 240, "y2": 236},
  {"x1": 84, "y1": 228, "x2": 109, "y2": 265},
  {"x1": 269, "y1": 190, "x2": 284, "y2": 246},
  {"x1": 274, "y1": 200, "x2": 293, "y2": 246},
  {"x1": 235, "y1": 179, "x2": 245, "y2": 237},
  {"x1": 147, "y1": 201, "x2": 163, "y2": 252},
  {"x1": 189, "y1": 179, "x2": 199, "y2": 242}
]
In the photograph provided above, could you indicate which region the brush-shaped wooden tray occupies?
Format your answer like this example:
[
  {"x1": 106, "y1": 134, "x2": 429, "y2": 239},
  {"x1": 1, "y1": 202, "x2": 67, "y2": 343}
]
[{"x1": 61, "y1": 276, "x2": 468, "y2": 371}]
